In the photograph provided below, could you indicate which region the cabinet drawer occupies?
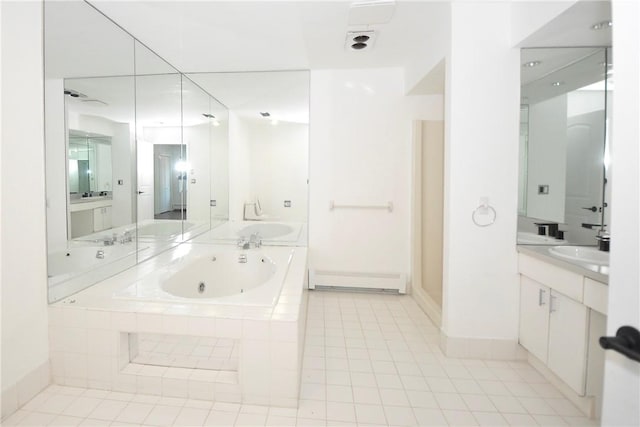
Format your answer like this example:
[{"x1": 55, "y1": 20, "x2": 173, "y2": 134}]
[
  {"x1": 519, "y1": 254, "x2": 583, "y2": 302},
  {"x1": 583, "y1": 278, "x2": 608, "y2": 315}
]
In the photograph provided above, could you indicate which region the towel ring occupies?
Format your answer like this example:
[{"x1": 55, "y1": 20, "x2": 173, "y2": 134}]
[{"x1": 472, "y1": 204, "x2": 497, "y2": 227}]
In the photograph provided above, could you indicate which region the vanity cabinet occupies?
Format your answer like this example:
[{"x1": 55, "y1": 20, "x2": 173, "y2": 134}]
[
  {"x1": 547, "y1": 290, "x2": 588, "y2": 394},
  {"x1": 519, "y1": 277, "x2": 550, "y2": 363},
  {"x1": 519, "y1": 277, "x2": 589, "y2": 394},
  {"x1": 518, "y1": 253, "x2": 603, "y2": 397},
  {"x1": 93, "y1": 206, "x2": 112, "y2": 232}
]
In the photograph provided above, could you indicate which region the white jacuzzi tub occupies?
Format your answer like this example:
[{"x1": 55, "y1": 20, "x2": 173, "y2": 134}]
[{"x1": 114, "y1": 245, "x2": 293, "y2": 307}]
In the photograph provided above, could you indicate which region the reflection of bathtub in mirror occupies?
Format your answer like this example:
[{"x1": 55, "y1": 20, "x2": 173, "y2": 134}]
[
  {"x1": 137, "y1": 220, "x2": 193, "y2": 238},
  {"x1": 47, "y1": 242, "x2": 151, "y2": 302},
  {"x1": 239, "y1": 223, "x2": 294, "y2": 239},
  {"x1": 193, "y1": 221, "x2": 307, "y2": 246}
]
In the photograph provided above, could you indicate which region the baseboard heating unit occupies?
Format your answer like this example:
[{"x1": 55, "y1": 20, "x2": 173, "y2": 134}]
[{"x1": 309, "y1": 270, "x2": 406, "y2": 294}]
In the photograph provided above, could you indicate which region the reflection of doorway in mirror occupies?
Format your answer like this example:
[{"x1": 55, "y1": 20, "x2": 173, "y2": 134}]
[
  {"x1": 156, "y1": 155, "x2": 171, "y2": 215},
  {"x1": 565, "y1": 110, "x2": 605, "y2": 245},
  {"x1": 152, "y1": 144, "x2": 183, "y2": 220}
]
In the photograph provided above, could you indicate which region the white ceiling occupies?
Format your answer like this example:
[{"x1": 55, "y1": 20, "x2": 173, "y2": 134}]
[
  {"x1": 186, "y1": 71, "x2": 309, "y2": 124},
  {"x1": 88, "y1": 0, "x2": 449, "y2": 73},
  {"x1": 54, "y1": 0, "x2": 613, "y2": 128}
]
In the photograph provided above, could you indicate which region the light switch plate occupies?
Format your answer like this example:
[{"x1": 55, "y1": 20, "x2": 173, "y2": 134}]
[{"x1": 284, "y1": 200, "x2": 292, "y2": 207}]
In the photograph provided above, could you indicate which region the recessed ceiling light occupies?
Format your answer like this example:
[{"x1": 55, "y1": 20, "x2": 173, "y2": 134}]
[
  {"x1": 260, "y1": 112, "x2": 270, "y2": 117},
  {"x1": 591, "y1": 20, "x2": 612, "y2": 30},
  {"x1": 522, "y1": 61, "x2": 541, "y2": 68},
  {"x1": 202, "y1": 113, "x2": 215, "y2": 119},
  {"x1": 551, "y1": 81, "x2": 563, "y2": 87}
]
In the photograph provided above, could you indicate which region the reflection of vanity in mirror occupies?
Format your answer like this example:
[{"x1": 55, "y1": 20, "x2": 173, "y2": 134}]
[
  {"x1": 68, "y1": 131, "x2": 113, "y2": 238},
  {"x1": 517, "y1": 47, "x2": 612, "y2": 249}
]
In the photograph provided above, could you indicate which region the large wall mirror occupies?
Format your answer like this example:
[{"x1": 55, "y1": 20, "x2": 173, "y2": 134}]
[
  {"x1": 517, "y1": 47, "x2": 612, "y2": 246},
  {"x1": 44, "y1": 1, "x2": 229, "y2": 302},
  {"x1": 188, "y1": 71, "x2": 309, "y2": 246}
]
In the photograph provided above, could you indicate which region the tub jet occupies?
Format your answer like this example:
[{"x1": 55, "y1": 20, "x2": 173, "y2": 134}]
[{"x1": 198, "y1": 282, "x2": 206, "y2": 293}]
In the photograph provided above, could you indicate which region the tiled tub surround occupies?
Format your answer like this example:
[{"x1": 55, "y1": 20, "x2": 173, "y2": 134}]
[{"x1": 48, "y1": 244, "x2": 309, "y2": 407}]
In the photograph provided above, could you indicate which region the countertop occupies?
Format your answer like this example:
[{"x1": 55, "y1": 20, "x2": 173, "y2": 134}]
[
  {"x1": 69, "y1": 197, "x2": 113, "y2": 212},
  {"x1": 517, "y1": 244, "x2": 609, "y2": 284}
]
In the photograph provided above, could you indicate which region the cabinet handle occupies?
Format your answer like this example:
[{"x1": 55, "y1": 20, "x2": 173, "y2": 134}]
[
  {"x1": 538, "y1": 288, "x2": 546, "y2": 306},
  {"x1": 550, "y1": 295, "x2": 557, "y2": 313}
]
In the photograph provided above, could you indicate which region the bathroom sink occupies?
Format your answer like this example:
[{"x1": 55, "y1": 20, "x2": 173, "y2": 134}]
[
  {"x1": 548, "y1": 246, "x2": 609, "y2": 266},
  {"x1": 518, "y1": 231, "x2": 567, "y2": 245}
]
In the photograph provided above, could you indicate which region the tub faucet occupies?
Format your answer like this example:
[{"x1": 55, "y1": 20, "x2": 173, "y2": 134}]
[
  {"x1": 237, "y1": 237, "x2": 251, "y2": 250},
  {"x1": 249, "y1": 232, "x2": 261, "y2": 248},
  {"x1": 96, "y1": 250, "x2": 105, "y2": 259},
  {"x1": 120, "y1": 230, "x2": 133, "y2": 244},
  {"x1": 237, "y1": 233, "x2": 261, "y2": 249}
]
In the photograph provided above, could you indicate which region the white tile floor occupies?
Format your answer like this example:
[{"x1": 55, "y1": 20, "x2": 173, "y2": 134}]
[{"x1": 3, "y1": 290, "x2": 599, "y2": 426}]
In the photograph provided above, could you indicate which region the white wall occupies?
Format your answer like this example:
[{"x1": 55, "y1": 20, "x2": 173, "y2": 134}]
[
  {"x1": 185, "y1": 123, "x2": 212, "y2": 223},
  {"x1": 526, "y1": 95, "x2": 567, "y2": 223},
  {"x1": 601, "y1": 1, "x2": 640, "y2": 424},
  {"x1": 248, "y1": 121, "x2": 308, "y2": 222},
  {"x1": 210, "y1": 122, "x2": 229, "y2": 220},
  {"x1": 228, "y1": 113, "x2": 252, "y2": 221},
  {"x1": 45, "y1": 78, "x2": 69, "y2": 252},
  {"x1": 110, "y1": 123, "x2": 134, "y2": 227},
  {"x1": 1, "y1": 0, "x2": 50, "y2": 417},
  {"x1": 309, "y1": 68, "x2": 442, "y2": 278},
  {"x1": 441, "y1": 2, "x2": 520, "y2": 342}
]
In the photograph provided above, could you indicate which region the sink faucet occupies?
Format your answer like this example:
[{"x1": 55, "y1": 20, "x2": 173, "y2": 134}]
[{"x1": 596, "y1": 229, "x2": 610, "y2": 252}]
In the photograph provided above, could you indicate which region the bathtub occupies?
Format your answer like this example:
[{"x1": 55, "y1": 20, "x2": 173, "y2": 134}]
[
  {"x1": 50, "y1": 243, "x2": 307, "y2": 406},
  {"x1": 114, "y1": 245, "x2": 294, "y2": 307}
]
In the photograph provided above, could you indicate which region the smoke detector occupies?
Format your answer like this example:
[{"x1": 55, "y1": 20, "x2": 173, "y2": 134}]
[{"x1": 345, "y1": 30, "x2": 377, "y2": 51}]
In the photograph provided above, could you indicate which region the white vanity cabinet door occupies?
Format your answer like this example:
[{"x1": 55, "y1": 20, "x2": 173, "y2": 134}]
[
  {"x1": 519, "y1": 276, "x2": 550, "y2": 363},
  {"x1": 93, "y1": 206, "x2": 112, "y2": 232},
  {"x1": 547, "y1": 290, "x2": 589, "y2": 395}
]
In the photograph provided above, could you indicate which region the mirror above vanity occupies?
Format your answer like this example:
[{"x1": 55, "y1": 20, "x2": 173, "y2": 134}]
[{"x1": 517, "y1": 47, "x2": 612, "y2": 248}]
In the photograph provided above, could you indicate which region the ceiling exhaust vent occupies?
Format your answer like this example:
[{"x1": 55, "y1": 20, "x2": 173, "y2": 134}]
[{"x1": 345, "y1": 30, "x2": 377, "y2": 51}]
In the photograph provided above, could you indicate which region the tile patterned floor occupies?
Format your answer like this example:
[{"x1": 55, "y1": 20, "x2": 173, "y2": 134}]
[{"x1": 3, "y1": 290, "x2": 599, "y2": 426}]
